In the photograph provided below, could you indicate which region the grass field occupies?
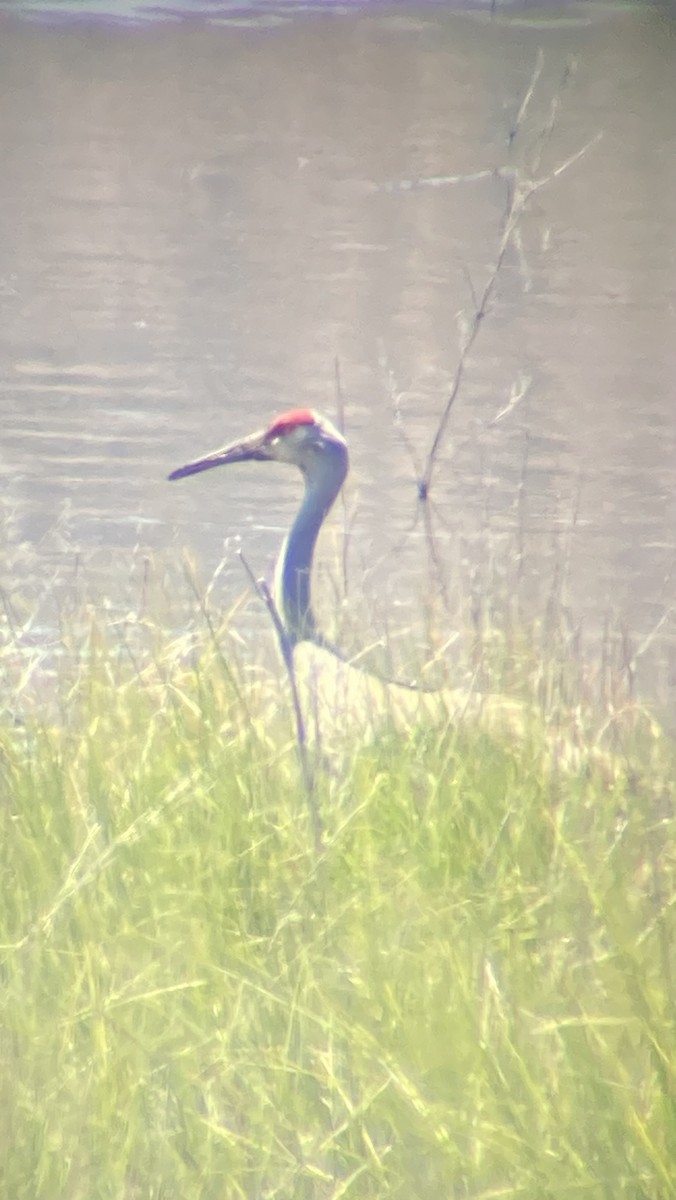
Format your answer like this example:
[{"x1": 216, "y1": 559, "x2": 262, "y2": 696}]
[{"x1": 1, "y1": 603, "x2": 675, "y2": 1200}]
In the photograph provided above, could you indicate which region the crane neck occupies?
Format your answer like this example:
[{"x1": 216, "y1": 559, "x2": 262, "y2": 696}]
[{"x1": 274, "y1": 446, "x2": 348, "y2": 645}]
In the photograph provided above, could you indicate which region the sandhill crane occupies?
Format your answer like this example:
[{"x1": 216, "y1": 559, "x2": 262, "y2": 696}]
[
  {"x1": 168, "y1": 407, "x2": 539, "y2": 750},
  {"x1": 169, "y1": 409, "x2": 347, "y2": 650},
  {"x1": 168, "y1": 409, "x2": 647, "y2": 783}
]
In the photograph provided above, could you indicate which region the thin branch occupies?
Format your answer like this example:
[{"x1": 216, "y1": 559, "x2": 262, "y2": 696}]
[
  {"x1": 488, "y1": 372, "x2": 532, "y2": 427},
  {"x1": 509, "y1": 47, "x2": 544, "y2": 144},
  {"x1": 530, "y1": 131, "x2": 603, "y2": 195},
  {"x1": 528, "y1": 57, "x2": 577, "y2": 177},
  {"x1": 459, "y1": 262, "x2": 480, "y2": 316},
  {"x1": 421, "y1": 498, "x2": 453, "y2": 618},
  {"x1": 382, "y1": 168, "x2": 495, "y2": 194},
  {"x1": 417, "y1": 66, "x2": 600, "y2": 497}
]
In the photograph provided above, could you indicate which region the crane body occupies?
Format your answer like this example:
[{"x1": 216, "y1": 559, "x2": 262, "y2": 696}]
[{"x1": 168, "y1": 407, "x2": 600, "y2": 767}]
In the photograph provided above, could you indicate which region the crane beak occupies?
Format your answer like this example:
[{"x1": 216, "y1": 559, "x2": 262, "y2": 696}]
[{"x1": 168, "y1": 429, "x2": 271, "y2": 481}]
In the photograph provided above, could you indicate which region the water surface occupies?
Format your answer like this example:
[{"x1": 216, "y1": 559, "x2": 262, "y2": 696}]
[{"x1": 1, "y1": 0, "x2": 675, "y2": 705}]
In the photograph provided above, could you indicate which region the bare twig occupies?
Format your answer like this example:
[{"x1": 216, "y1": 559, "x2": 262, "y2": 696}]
[
  {"x1": 416, "y1": 59, "x2": 600, "y2": 498},
  {"x1": 528, "y1": 57, "x2": 577, "y2": 176},
  {"x1": 530, "y1": 132, "x2": 602, "y2": 196},
  {"x1": 509, "y1": 47, "x2": 544, "y2": 144},
  {"x1": 382, "y1": 168, "x2": 495, "y2": 194},
  {"x1": 421, "y1": 498, "x2": 453, "y2": 617},
  {"x1": 488, "y1": 372, "x2": 532, "y2": 428}
]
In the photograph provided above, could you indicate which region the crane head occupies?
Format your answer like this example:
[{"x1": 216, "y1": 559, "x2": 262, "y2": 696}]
[{"x1": 168, "y1": 408, "x2": 348, "y2": 483}]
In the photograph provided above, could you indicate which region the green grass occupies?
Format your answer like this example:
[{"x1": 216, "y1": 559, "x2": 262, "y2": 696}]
[{"x1": 1, "y1": 607, "x2": 675, "y2": 1200}]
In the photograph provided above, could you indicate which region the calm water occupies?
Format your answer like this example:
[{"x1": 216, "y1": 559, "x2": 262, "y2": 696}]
[{"x1": 1, "y1": 0, "x2": 675, "y2": 705}]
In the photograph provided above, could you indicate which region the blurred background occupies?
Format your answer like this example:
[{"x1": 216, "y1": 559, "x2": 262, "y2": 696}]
[{"x1": 1, "y1": 0, "x2": 675, "y2": 706}]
